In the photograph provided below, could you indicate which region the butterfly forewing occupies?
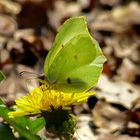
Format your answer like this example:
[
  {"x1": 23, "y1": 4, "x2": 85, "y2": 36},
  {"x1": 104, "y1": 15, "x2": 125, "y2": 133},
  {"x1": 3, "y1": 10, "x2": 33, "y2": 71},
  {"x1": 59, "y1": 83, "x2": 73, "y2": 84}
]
[{"x1": 44, "y1": 16, "x2": 90, "y2": 75}]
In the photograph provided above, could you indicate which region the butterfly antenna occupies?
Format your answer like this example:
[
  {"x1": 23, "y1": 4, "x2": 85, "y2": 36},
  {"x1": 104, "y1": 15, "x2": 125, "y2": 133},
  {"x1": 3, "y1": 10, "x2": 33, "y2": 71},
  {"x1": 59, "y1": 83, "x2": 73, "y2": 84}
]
[{"x1": 19, "y1": 71, "x2": 43, "y2": 79}]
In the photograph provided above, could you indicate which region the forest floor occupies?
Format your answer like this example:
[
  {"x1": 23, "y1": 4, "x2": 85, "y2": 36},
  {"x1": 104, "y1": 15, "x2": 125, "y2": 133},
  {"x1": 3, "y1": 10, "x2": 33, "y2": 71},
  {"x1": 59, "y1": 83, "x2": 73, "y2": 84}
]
[{"x1": 0, "y1": 0, "x2": 140, "y2": 140}]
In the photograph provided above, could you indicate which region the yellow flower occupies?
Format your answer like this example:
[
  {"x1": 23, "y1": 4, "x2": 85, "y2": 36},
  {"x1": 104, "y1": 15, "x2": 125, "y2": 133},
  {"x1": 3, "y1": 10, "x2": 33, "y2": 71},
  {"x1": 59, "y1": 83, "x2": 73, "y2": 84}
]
[{"x1": 8, "y1": 84, "x2": 95, "y2": 118}]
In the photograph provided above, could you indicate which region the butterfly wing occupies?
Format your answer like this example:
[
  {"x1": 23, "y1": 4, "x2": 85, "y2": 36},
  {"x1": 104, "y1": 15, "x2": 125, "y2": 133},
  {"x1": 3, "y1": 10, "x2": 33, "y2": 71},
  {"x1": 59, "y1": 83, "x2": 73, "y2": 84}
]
[
  {"x1": 46, "y1": 34, "x2": 106, "y2": 92},
  {"x1": 44, "y1": 16, "x2": 90, "y2": 75}
]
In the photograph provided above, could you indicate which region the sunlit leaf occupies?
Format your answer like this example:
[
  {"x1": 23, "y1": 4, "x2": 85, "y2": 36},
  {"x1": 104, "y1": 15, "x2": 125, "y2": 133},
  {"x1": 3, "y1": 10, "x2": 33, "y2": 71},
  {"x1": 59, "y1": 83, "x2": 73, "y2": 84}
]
[
  {"x1": 26, "y1": 117, "x2": 45, "y2": 134},
  {"x1": 0, "y1": 98, "x2": 45, "y2": 140},
  {"x1": 0, "y1": 71, "x2": 5, "y2": 82}
]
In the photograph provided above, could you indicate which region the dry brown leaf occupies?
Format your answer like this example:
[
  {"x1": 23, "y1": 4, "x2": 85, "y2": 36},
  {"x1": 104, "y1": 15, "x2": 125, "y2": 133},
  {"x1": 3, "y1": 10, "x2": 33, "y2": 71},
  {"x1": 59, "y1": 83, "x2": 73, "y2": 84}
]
[
  {"x1": 48, "y1": 0, "x2": 81, "y2": 30},
  {"x1": 105, "y1": 36, "x2": 140, "y2": 62},
  {"x1": 98, "y1": 134, "x2": 139, "y2": 140},
  {"x1": 92, "y1": 100, "x2": 127, "y2": 133},
  {"x1": 117, "y1": 58, "x2": 138, "y2": 82},
  {"x1": 127, "y1": 97, "x2": 140, "y2": 126},
  {"x1": 90, "y1": 11, "x2": 127, "y2": 33},
  {"x1": 96, "y1": 74, "x2": 140, "y2": 109},
  {"x1": 0, "y1": 49, "x2": 9, "y2": 63},
  {"x1": 0, "y1": 0, "x2": 21, "y2": 15},
  {"x1": 75, "y1": 114, "x2": 96, "y2": 140},
  {"x1": 100, "y1": 0, "x2": 120, "y2": 6},
  {"x1": 0, "y1": 14, "x2": 17, "y2": 36},
  {"x1": 112, "y1": 2, "x2": 140, "y2": 25},
  {"x1": 13, "y1": 29, "x2": 35, "y2": 41}
]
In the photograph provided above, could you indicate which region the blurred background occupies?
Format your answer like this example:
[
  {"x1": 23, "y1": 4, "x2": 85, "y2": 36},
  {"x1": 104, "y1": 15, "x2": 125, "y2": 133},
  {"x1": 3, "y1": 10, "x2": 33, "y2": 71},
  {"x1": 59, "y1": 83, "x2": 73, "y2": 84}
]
[{"x1": 0, "y1": 0, "x2": 140, "y2": 140}]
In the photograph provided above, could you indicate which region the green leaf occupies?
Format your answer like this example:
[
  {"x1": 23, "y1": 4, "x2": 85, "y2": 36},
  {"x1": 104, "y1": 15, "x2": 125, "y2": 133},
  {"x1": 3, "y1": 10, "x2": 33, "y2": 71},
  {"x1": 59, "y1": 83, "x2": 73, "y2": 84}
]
[
  {"x1": 0, "y1": 123, "x2": 16, "y2": 140},
  {"x1": 44, "y1": 16, "x2": 106, "y2": 92},
  {"x1": 0, "y1": 99, "x2": 45, "y2": 140},
  {"x1": 0, "y1": 98, "x2": 5, "y2": 105},
  {"x1": 27, "y1": 117, "x2": 45, "y2": 134},
  {"x1": 0, "y1": 71, "x2": 5, "y2": 82}
]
